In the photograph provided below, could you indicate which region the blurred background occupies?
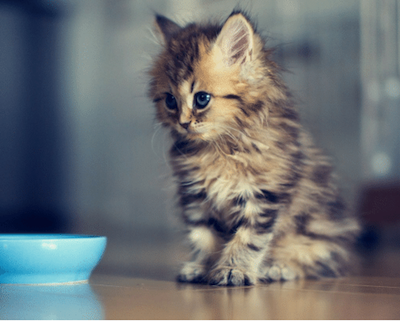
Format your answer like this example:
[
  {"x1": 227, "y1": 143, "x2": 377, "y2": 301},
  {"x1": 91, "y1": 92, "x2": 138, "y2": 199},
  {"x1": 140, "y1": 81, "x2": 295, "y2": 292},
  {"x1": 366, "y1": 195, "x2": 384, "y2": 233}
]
[{"x1": 1, "y1": 0, "x2": 399, "y2": 279}]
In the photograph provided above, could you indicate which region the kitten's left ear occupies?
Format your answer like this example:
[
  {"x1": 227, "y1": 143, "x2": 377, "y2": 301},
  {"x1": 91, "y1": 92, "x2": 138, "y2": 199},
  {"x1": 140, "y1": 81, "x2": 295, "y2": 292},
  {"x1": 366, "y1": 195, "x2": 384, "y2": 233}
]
[
  {"x1": 215, "y1": 13, "x2": 254, "y2": 66},
  {"x1": 154, "y1": 14, "x2": 182, "y2": 44}
]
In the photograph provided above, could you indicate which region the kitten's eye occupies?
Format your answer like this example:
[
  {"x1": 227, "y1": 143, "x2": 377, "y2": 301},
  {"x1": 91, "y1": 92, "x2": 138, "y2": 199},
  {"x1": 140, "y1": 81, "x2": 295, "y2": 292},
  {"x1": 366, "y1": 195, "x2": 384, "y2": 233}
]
[
  {"x1": 165, "y1": 93, "x2": 177, "y2": 110},
  {"x1": 194, "y1": 92, "x2": 211, "y2": 109}
]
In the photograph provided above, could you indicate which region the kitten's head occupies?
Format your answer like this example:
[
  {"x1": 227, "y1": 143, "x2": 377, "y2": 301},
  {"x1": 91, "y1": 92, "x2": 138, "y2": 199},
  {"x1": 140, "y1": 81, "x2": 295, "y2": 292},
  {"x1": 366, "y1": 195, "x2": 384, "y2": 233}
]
[{"x1": 149, "y1": 10, "x2": 282, "y2": 143}]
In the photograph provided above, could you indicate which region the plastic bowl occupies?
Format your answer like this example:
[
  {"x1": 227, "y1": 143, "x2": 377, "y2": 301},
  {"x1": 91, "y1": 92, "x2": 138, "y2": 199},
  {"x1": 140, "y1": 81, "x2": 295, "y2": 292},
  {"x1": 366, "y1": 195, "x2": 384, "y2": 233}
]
[{"x1": 0, "y1": 234, "x2": 107, "y2": 285}]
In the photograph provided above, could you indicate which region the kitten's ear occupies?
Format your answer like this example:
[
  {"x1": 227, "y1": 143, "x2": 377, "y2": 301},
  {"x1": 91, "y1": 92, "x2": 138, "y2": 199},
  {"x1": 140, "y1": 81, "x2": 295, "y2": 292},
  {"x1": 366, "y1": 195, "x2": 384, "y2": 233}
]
[
  {"x1": 215, "y1": 13, "x2": 254, "y2": 66},
  {"x1": 154, "y1": 14, "x2": 182, "y2": 44}
]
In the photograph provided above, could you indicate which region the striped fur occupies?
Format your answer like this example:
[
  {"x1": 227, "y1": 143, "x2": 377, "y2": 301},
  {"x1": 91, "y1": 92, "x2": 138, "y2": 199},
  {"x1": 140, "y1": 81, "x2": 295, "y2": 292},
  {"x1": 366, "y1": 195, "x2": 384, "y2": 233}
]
[{"x1": 149, "y1": 11, "x2": 360, "y2": 286}]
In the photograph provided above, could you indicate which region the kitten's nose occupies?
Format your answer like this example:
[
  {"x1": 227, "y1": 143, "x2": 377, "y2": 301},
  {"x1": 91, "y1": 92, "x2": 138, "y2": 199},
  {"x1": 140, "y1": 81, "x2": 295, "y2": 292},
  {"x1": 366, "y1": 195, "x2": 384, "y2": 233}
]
[{"x1": 180, "y1": 121, "x2": 191, "y2": 130}]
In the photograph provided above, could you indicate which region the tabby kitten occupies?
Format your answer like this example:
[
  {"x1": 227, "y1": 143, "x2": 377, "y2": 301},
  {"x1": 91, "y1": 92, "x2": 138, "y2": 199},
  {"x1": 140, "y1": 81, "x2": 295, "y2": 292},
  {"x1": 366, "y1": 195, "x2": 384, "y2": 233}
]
[{"x1": 148, "y1": 10, "x2": 360, "y2": 286}]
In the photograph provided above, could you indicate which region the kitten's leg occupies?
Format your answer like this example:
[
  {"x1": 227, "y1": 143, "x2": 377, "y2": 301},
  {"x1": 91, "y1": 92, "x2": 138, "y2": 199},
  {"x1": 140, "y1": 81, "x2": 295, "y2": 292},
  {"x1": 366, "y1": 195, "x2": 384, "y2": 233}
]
[
  {"x1": 262, "y1": 238, "x2": 351, "y2": 282},
  {"x1": 176, "y1": 180, "x2": 221, "y2": 283},
  {"x1": 208, "y1": 200, "x2": 277, "y2": 286},
  {"x1": 177, "y1": 224, "x2": 222, "y2": 283},
  {"x1": 261, "y1": 214, "x2": 359, "y2": 282},
  {"x1": 208, "y1": 227, "x2": 272, "y2": 286}
]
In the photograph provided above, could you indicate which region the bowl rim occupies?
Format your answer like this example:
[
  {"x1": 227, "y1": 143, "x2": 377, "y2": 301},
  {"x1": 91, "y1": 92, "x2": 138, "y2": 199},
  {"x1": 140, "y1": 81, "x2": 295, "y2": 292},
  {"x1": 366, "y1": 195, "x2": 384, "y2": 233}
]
[{"x1": 0, "y1": 234, "x2": 106, "y2": 241}]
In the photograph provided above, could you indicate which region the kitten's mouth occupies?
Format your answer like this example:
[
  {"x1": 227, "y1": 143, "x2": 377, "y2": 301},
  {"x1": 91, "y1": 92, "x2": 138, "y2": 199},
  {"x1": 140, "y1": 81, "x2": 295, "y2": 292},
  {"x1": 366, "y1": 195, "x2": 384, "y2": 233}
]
[
  {"x1": 182, "y1": 125, "x2": 199, "y2": 135},
  {"x1": 180, "y1": 127, "x2": 194, "y2": 134},
  {"x1": 185, "y1": 130, "x2": 200, "y2": 139},
  {"x1": 182, "y1": 128, "x2": 206, "y2": 141},
  {"x1": 180, "y1": 124, "x2": 216, "y2": 142}
]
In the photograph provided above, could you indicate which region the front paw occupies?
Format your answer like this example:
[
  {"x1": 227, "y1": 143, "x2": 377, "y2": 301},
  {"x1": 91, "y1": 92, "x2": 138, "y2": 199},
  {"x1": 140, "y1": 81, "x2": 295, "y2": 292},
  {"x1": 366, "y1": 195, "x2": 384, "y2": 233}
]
[
  {"x1": 259, "y1": 264, "x2": 299, "y2": 282},
  {"x1": 208, "y1": 267, "x2": 255, "y2": 286},
  {"x1": 177, "y1": 262, "x2": 207, "y2": 284}
]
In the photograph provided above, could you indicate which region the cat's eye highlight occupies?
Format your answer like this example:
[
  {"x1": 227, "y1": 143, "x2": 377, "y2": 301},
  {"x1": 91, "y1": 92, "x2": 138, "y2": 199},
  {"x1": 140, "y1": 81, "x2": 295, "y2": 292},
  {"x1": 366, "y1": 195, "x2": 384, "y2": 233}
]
[
  {"x1": 165, "y1": 93, "x2": 178, "y2": 110},
  {"x1": 194, "y1": 92, "x2": 211, "y2": 109}
]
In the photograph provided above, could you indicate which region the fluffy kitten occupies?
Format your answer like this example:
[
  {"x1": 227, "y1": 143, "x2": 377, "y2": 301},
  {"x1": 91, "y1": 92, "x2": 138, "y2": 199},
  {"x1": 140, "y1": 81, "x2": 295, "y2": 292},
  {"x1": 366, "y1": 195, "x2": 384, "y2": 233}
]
[{"x1": 148, "y1": 10, "x2": 360, "y2": 286}]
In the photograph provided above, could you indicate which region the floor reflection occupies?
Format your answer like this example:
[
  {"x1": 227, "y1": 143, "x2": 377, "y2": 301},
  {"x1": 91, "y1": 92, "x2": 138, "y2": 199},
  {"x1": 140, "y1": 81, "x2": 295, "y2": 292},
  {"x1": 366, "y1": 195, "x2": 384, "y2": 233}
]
[
  {"x1": 0, "y1": 283, "x2": 103, "y2": 320},
  {"x1": 176, "y1": 283, "x2": 269, "y2": 319},
  {"x1": 174, "y1": 279, "x2": 353, "y2": 319}
]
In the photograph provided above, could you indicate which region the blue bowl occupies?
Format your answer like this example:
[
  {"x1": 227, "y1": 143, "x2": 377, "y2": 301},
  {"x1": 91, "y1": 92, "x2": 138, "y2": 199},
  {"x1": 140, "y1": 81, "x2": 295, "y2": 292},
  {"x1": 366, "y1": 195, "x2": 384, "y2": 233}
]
[{"x1": 0, "y1": 234, "x2": 107, "y2": 284}]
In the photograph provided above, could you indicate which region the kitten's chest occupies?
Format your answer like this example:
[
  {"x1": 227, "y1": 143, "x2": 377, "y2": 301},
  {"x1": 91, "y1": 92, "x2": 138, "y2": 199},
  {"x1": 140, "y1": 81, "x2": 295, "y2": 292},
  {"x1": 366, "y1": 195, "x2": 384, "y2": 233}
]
[{"x1": 180, "y1": 152, "x2": 259, "y2": 209}]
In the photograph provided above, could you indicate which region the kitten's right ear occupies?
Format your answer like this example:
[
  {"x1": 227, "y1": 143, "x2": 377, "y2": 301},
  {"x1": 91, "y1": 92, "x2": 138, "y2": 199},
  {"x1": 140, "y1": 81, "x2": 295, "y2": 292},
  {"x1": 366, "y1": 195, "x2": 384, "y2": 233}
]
[
  {"x1": 215, "y1": 13, "x2": 254, "y2": 66},
  {"x1": 154, "y1": 14, "x2": 182, "y2": 44}
]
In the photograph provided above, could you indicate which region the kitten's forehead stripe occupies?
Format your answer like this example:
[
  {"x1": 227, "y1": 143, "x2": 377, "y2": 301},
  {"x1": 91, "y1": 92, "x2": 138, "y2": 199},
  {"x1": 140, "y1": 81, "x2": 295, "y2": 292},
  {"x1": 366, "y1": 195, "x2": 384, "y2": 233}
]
[
  {"x1": 179, "y1": 79, "x2": 195, "y2": 111},
  {"x1": 161, "y1": 22, "x2": 223, "y2": 88},
  {"x1": 164, "y1": 25, "x2": 219, "y2": 87}
]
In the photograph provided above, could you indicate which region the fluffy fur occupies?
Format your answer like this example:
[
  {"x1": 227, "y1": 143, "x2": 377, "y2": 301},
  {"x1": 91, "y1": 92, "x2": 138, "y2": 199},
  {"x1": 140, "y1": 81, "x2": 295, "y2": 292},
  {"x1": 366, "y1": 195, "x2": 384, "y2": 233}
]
[{"x1": 148, "y1": 10, "x2": 360, "y2": 286}]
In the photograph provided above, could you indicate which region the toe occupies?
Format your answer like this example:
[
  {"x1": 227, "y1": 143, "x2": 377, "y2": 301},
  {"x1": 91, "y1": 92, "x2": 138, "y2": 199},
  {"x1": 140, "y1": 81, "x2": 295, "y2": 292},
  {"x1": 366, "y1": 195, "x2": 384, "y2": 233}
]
[{"x1": 267, "y1": 265, "x2": 282, "y2": 281}]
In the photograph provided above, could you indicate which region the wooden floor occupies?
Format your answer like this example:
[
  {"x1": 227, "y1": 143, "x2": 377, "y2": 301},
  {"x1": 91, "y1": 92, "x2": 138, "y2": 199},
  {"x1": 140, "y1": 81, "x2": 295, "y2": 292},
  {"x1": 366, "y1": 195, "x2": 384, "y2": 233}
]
[
  {"x1": 2, "y1": 271, "x2": 400, "y2": 319},
  {"x1": 2, "y1": 231, "x2": 400, "y2": 319},
  {"x1": 89, "y1": 274, "x2": 400, "y2": 319},
  {"x1": 94, "y1": 231, "x2": 400, "y2": 319}
]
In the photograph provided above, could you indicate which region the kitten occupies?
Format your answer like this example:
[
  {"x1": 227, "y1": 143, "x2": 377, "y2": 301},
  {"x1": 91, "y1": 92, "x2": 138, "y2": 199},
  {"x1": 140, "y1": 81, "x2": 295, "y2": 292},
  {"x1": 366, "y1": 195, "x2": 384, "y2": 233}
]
[{"x1": 148, "y1": 10, "x2": 360, "y2": 286}]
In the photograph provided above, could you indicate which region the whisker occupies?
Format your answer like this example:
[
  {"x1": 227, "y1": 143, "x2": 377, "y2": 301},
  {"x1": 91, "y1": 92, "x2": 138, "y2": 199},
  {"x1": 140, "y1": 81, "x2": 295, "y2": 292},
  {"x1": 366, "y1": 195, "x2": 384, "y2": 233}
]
[
  {"x1": 151, "y1": 123, "x2": 166, "y2": 162},
  {"x1": 224, "y1": 130, "x2": 239, "y2": 143},
  {"x1": 173, "y1": 142, "x2": 189, "y2": 160},
  {"x1": 212, "y1": 138, "x2": 228, "y2": 157}
]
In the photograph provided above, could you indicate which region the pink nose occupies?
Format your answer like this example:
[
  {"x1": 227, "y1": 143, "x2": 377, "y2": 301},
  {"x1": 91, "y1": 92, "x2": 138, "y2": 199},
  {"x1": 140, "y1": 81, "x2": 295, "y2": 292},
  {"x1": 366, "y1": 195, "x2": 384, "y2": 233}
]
[{"x1": 180, "y1": 121, "x2": 191, "y2": 130}]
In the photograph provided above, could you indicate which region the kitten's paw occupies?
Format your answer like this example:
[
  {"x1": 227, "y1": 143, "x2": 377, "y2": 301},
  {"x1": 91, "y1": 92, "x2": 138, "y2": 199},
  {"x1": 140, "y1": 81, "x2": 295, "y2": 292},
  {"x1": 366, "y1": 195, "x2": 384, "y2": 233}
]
[
  {"x1": 177, "y1": 262, "x2": 207, "y2": 284},
  {"x1": 261, "y1": 264, "x2": 299, "y2": 282},
  {"x1": 208, "y1": 267, "x2": 256, "y2": 286}
]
